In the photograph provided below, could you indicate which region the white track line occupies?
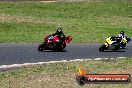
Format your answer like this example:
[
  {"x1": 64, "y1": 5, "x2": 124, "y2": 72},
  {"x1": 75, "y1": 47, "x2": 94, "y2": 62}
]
[
  {"x1": 0, "y1": 57, "x2": 126, "y2": 69},
  {"x1": 117, "y1": 57, "x2": 126, "y2": 59}
]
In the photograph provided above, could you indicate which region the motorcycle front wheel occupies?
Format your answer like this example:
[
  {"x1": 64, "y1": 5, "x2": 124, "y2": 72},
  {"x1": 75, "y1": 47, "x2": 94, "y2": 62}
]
[
  {"x1": 38, "y1": 43, "x2": 45, "y2": 51},
  {"x1": 99, "y1": 44, "x2": 106, "y2": 52}
]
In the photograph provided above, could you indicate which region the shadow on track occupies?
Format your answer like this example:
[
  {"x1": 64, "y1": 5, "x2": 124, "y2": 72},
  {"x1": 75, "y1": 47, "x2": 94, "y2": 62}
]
[
  {"x1": 99, "y1": 50, "x2": 126, "y2": 52},
  {"x1": 38, "y1": 50, "x2": 67, "y2": 52}
]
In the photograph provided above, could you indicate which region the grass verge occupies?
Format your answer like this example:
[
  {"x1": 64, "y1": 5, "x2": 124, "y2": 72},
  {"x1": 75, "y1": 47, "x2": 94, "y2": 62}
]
[
  {"x1": 0, "y1": 0, "x2": 132, "y2": 43},
  {"x1": 0, "y1": 58, "x2": 132, "y2": 88}
]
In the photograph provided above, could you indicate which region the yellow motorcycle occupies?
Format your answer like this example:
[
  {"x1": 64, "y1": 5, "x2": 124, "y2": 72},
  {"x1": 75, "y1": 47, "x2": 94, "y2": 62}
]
[{"x1": 99, "y1": 36, "x2": 122, "y2": 52}]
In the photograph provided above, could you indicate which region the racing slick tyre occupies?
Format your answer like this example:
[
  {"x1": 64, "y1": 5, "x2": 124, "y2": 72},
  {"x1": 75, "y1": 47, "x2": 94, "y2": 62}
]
[
  {"x1": 99, "y1": 44, "x2": 105, "y2": 52},
  {"x1": 113, "y1": 44, "x2": 120, "y2": 52},
  {"x1": 55, "y1": 43, "x2": 66, "y2": 51},
  {"x1": 60, "y1": 43, "x2": 66, "y2": 50},
  {"x1": 121, "y1": 43, "x2": 126, "y2": 49},
  {"x1": 38, "y1": 44, "x2": 45, "y2": 51}
]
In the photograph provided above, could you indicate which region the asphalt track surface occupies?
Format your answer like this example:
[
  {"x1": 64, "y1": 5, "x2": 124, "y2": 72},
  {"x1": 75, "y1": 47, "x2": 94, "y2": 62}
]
[{"x1": 0, "y1": 43, "x2": 132, "y2": 65}]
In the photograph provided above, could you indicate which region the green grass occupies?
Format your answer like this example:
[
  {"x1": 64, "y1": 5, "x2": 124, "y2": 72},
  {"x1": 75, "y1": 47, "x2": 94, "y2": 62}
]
[
  {"x1": 0, "y1": 58, "x2": 132, "y2": 88},
  {"x1": 0, "y1": 0, "x2": 132, "y2": 43}
]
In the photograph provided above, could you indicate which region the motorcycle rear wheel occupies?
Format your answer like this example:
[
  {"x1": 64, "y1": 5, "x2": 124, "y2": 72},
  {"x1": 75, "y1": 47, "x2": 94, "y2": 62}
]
[
  {"x1": 56, "y1": 43, "x2": 66, "y2": 51},
  {"x1": 113, "y1": 44, "x2": 120, "y2": 51},
  {"x1": 121, "y1": 43, "x2": 126, "y2": 48}
]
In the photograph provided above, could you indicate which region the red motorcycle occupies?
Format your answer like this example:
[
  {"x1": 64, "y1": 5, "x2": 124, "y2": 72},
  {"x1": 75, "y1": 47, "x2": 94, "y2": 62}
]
[{"x1": 38, "y1": 35, "x2": 72, "y2": 51}]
